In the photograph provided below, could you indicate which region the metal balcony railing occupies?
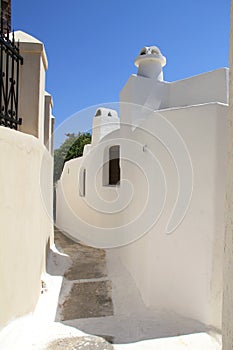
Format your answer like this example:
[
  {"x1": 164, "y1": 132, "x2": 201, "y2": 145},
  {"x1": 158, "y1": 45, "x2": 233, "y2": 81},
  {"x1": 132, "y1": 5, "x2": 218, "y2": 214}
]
[{"x1": 0, "y1": 11, "x2": 23, "y2": 130}]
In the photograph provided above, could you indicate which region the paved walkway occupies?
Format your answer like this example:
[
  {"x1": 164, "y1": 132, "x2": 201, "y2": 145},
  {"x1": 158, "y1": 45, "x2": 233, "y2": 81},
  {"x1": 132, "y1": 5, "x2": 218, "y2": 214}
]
[{"x1": 50, "y1": 229, "x2": 114, "y2": 348}]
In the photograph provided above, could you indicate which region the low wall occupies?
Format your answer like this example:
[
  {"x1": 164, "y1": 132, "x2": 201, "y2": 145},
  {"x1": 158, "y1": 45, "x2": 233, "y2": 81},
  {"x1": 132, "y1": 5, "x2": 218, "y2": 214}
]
[{"x1": 0, "y1": 126, "x2": 53, "y2": 329}]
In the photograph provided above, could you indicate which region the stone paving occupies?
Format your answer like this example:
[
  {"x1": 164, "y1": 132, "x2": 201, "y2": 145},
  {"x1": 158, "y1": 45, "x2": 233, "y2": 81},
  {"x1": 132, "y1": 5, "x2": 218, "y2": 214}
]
[
  {"x1": 60, "y1": 280, "x2": 113, "y2": 320},
  {"x1": 46, "y1": 228, "x2": 114, "y2": 349},
  {"x1": 47, "y1": 336, "x2": 114, "y2": 350},
  {"x1": 56, "y1": 232, "x2": 107, "y2": 281}
]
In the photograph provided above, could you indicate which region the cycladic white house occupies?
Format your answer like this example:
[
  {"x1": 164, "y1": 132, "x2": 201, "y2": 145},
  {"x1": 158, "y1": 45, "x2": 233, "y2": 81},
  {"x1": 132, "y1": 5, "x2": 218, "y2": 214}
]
[{"x1": 56, "y1": 46, "x2": 229, "y2": 331}]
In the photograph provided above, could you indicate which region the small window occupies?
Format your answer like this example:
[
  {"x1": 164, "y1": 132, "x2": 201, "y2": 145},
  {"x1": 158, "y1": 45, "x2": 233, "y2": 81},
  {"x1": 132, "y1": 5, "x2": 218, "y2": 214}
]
[
  {"x1": 109, "y1": 145, "x2": 120, "y2": 185},
  {"x1": 79, "y1": 168, "x2": 86, "y2": 197}
]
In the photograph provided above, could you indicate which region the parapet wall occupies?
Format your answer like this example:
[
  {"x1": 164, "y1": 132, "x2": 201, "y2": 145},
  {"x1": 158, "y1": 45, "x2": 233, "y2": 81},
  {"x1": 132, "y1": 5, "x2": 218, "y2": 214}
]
[{"x1": 0, "y1": 127, "x2": 53, "y2": 328}]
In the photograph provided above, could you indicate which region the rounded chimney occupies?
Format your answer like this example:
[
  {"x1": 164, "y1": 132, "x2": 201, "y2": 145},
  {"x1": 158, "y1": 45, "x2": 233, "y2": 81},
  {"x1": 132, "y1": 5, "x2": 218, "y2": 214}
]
[{"x1": 134, "y1": 46, "x2": 166, "y2": 81}]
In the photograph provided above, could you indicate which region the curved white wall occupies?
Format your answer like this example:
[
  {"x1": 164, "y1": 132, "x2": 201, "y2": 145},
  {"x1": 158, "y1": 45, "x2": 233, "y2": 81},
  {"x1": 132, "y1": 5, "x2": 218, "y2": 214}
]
[
  {"x1": 56, "y1": 102, "x2": 227, "y2": 329},
  {"x1": 56, "y1": 58, "x2": 228, "y2": 330},
  {"x1": 117, "y1": 103, "x2": 228, "y2": 330},
  {"x1": 0, "y1": 127, "x2": 53, "y2": 328}
]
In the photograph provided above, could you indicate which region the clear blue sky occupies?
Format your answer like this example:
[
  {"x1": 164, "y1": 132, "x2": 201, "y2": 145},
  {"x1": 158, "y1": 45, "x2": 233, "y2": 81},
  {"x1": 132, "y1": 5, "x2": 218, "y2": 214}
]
[{"x1": 12, "y1": 0, "x2": 230, "y2": 128}]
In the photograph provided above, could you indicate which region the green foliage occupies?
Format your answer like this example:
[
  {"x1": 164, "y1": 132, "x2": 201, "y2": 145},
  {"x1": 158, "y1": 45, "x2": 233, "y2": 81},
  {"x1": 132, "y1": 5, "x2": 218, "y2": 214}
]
[{"x1": 53, "y1": 132, "x2": 91, "y2": 183}]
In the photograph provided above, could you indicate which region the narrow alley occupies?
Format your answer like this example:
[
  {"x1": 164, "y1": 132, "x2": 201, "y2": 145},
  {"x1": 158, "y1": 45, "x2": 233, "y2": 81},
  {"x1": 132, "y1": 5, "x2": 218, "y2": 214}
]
[
  {"x1": 0, "y1": 228, "x2": 223, "y2": 349},
  {"x1": 45, "y1": 228, "x2": 221, "y2": 350}
]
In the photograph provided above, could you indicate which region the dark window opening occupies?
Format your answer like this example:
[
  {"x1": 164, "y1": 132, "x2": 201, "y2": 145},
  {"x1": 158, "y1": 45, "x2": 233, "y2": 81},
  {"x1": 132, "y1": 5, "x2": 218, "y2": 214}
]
[
  {"x1": 95, "y1": 109, "x2": 102, "y2": 117},
  {"x1": 109, "y1": 145, "x2": 120, "y2": 185}
]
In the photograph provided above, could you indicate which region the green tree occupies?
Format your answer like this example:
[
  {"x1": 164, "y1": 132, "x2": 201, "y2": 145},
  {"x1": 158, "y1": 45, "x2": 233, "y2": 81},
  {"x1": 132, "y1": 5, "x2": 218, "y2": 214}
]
[{"x1": 54, "y1": 132, "x2": 91, "y2": 183}]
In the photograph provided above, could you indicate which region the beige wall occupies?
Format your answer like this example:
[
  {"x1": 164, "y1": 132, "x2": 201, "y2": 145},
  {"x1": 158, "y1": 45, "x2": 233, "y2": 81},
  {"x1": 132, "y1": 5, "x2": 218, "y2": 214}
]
[
  {"x1": 222, "y1": 1, "x2": 233, "y2": 348},
  {"x1": 0, "y1": 127, "x2": 53, "y2": 329},
  {"x1": 0, "y1": 30, "x2": 54, "y2": 329},
  {"x1": 14, "y1": 31, "x2": 48, "y2": 142}
]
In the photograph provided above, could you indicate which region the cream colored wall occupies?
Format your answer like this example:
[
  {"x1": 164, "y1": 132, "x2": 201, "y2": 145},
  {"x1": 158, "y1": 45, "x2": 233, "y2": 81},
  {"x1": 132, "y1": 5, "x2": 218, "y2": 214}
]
[
  {"x1": 14, "y1": 31, "x2": 48, "y2": 141},
  {"x1": 0, "y1": 127, "x2": 53, "y2": 329},
  {"x1": 0, "y1": 30, "x2": 54, "y2": 329},
  {"x1": 222, "y1": 1, "x2": 233, "y2": 348}
]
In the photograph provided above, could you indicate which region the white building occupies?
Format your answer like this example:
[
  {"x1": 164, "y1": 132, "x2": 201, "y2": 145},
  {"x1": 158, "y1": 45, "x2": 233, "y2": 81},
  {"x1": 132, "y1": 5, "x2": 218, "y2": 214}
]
[
  {"x1": 56, "y1": 46, "x2": 228, "y2": 331},
  {"x1": 0, "y1": 31, "x2": 54, "y2": 328}
]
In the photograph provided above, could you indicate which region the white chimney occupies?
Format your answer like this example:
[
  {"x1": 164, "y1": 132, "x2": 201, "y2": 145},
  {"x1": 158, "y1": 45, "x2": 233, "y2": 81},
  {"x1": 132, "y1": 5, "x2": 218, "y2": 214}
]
[{"x1": 134, "y1": 46, "x2": 166, "y2": 81}]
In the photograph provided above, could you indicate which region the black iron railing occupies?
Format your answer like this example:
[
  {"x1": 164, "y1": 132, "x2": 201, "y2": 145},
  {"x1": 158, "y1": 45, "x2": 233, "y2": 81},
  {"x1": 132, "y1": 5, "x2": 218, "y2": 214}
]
[{"x1": 0, "y1": 12, "x2": 23, "y2": 130}]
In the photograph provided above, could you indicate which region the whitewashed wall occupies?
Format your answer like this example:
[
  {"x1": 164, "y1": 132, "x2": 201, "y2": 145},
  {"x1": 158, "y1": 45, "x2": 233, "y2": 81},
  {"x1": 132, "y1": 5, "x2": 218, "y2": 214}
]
[
  {"x1": 0, "y1": 127, "x2": 53, "y2": 328},
  {"x1": 0, "y1": 31, "x2": 54, "y2": 329},
  {"x1": 117, "y1": 103, "x2": 228, "y2": 330},
  {"x1": 56, "y1": 103, "x2": 228, "y2": 329},
  {"x1": 56, "y1": 51, "x2": 228, "y2": 330}
]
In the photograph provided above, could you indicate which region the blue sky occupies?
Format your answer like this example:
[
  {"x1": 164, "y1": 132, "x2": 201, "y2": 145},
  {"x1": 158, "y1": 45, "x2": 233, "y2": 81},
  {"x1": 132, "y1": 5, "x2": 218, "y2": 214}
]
[{"x1": 12, "y1": 0, "x2": 230, "y2": 132}]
